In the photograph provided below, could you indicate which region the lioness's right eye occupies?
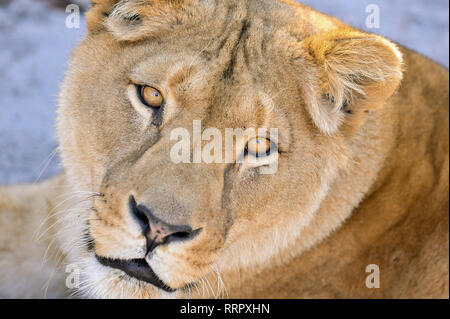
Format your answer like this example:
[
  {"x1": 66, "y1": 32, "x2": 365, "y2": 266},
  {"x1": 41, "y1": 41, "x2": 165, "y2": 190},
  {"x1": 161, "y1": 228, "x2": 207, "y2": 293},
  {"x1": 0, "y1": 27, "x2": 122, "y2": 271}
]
[
  {"x1": 246, "y1": 137, "x2": 272, "y2": 157},
  {"x1": 136, "y1": 85, "x2": 164, "y2": 108}
]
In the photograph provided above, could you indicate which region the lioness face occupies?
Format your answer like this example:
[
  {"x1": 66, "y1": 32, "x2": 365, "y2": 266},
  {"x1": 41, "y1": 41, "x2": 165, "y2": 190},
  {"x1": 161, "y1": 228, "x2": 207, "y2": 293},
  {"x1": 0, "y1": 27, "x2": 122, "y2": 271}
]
[{"x1": 56, "y1": 0, "x2": 402, "y2": 298}]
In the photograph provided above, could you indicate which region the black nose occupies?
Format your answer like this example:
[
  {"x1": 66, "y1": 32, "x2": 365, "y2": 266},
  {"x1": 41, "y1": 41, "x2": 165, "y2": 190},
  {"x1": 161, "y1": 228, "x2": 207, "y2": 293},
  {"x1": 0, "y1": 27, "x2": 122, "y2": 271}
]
[{"x1": 129, "y1": 196, "x2": 201, "y2": 253}]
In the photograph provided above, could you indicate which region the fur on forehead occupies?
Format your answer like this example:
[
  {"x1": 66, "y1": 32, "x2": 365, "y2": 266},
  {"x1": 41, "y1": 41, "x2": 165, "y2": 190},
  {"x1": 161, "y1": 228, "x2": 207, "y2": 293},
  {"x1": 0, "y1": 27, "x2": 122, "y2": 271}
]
[{"x1": 87, "y1": 0, "x2": 216, "y2": 41}]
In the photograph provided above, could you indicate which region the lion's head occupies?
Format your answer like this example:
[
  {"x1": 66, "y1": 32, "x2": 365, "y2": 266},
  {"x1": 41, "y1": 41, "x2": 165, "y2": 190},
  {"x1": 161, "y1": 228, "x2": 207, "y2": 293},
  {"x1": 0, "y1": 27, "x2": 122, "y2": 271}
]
[{"x1": 56, "y1": 0, "x2": 403, "y2": 298}]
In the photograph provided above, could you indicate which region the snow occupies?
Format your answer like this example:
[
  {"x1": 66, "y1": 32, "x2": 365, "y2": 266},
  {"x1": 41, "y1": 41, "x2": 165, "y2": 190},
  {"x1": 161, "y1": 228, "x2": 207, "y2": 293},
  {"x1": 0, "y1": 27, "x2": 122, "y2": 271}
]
[{"x1": 0, "y1": 0, "x2": 448, "y2": 184}]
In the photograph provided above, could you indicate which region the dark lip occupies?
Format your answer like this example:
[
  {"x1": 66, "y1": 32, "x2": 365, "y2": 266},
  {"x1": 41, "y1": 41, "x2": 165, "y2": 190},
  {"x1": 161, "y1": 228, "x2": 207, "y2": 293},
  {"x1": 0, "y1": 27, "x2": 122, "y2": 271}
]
[{"x1": 95, "y1": 255, "x2": 175, "y2": 293}]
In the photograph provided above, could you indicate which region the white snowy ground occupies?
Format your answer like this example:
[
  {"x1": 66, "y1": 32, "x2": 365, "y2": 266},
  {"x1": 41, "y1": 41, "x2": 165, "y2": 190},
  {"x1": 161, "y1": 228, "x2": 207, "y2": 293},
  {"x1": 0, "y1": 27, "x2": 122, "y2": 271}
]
[{"x1": 0, "y1": 0, "x2": 448, "y2": 184}]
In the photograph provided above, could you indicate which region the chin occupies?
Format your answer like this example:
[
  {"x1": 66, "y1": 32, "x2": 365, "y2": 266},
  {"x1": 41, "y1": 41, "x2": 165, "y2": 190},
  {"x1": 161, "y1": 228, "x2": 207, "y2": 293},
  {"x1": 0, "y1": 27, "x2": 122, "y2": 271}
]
[{"x1": 76, "y1": 254, "x2": 180, "y2": 299}]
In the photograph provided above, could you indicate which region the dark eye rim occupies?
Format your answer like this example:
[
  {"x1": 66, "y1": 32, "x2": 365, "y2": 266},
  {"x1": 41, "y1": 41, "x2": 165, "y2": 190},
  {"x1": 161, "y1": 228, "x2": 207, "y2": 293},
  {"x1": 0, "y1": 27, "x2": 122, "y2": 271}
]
[{"x1": 135, "y1": 84, "x2": 164, "y2": 108}]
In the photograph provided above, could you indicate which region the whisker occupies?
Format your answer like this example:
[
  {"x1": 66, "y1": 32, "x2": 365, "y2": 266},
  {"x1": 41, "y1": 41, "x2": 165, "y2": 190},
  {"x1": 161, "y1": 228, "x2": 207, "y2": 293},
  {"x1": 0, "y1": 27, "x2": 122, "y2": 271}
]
[{"x1": 34, "y1": 147, "x2": 59, "y2": 184}]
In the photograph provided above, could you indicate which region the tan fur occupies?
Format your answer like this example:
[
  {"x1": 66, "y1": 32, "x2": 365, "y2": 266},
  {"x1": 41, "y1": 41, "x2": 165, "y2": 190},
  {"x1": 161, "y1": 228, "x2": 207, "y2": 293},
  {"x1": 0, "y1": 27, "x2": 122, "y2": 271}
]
[{"x1": 0, "y1": 0, "x2": 448, "y2": 298}]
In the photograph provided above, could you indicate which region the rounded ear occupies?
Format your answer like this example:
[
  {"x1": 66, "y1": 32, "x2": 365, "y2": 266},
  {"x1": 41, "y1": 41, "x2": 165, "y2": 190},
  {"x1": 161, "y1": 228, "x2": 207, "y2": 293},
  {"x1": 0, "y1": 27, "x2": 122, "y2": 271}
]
[
  {"x1": 301, "y1": 29, "x2": 404, "y2": 135},
  {"x1": 104, "y1": 0, "x2": 184, "y2": 41},
  {"x1": 86, "y1": 0, "x2": 211, "y2": 41},
  {"x1": 86, "y1": 0, "x2": 120, "y2": 32}
]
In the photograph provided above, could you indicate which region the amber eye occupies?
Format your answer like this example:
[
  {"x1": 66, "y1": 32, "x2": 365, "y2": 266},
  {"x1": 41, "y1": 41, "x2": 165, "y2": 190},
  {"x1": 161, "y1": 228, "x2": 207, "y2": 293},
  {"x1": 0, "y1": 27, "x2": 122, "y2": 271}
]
[
  {"x1": 138, "y1": 85, "x2": 164, "y2": 108},
  {"x1": 246, "y1": 137, "x2": 272, "y2": 157}
]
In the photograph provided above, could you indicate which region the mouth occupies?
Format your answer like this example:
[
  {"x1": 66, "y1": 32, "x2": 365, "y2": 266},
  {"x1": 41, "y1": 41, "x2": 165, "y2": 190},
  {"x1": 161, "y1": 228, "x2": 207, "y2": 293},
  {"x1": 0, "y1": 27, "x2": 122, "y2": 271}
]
[{"x1": 95, "y1": 255, "x2": 175, "y2": 293}]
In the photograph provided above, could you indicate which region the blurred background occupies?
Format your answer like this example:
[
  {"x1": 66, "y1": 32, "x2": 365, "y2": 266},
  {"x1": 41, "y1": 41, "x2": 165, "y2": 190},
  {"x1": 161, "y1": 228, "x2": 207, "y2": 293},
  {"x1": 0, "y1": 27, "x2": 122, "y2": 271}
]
[{"x1": 0, "y1": 0, "x2": 448, "y2": 185}]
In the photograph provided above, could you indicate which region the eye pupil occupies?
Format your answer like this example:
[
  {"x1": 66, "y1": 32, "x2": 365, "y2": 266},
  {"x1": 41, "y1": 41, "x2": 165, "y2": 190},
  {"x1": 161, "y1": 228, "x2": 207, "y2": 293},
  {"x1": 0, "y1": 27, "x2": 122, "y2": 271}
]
[{"x1": 139, "y1": 85, "x2": 163, "y2": 108}]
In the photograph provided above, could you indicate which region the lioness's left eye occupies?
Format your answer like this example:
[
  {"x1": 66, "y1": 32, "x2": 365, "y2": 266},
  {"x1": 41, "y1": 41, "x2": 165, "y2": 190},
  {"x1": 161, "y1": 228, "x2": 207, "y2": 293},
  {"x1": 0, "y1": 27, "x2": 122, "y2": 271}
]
[
  {"x1": 246, "y1": 138, "x2": 272, "y2": 157},
  {"x1": 137, "y1": 85, "x2": 164, "y2": 108}
]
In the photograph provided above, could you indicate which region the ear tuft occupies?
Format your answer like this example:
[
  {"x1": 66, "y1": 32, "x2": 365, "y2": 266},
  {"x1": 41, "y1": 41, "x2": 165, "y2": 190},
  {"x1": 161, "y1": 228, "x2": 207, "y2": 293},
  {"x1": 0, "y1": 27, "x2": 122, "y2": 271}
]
[{"x1": 301, "y1": 29, "x2": 403, "y2": 135}]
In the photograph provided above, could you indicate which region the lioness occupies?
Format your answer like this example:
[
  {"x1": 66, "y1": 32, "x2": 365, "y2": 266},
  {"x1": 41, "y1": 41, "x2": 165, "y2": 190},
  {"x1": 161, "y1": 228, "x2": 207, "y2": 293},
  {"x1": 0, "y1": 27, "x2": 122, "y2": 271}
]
[{"x1": 0, "y1": 0, "x2": 448, "y2": 299}]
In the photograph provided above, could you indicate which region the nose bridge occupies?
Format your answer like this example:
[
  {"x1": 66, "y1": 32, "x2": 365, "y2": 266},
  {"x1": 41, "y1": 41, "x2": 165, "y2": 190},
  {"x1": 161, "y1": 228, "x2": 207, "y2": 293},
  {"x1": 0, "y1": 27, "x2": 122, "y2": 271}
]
[
  {"x1": 135, "y1": 154, "x2": 224, "y2": 226},
  {"x1": 101, "y1": 122, "x2": 226, "y2": 226}
]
